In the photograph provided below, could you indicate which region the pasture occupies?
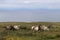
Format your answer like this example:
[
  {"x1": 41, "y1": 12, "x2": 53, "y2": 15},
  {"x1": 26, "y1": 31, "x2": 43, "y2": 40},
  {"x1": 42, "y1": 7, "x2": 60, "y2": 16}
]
[{"x1": 0, "y1": 22, "x2": 60, "y2": 40}]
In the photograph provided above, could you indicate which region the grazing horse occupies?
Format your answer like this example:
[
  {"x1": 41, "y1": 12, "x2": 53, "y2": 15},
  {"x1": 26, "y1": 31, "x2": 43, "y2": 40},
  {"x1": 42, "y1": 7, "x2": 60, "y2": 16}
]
[
  {"x1": 13, "y1": 25, "x2": 20, "y2": 30},
  {"x1": 4, "y1": 25, "x2": 11, "y2": 30},
  {"x1": 41, "y1": 25, "x2": 49, "y2": 31},
  {"x1": 31, "y1": 24, "x2": 49, "y2": 32},
  {"x1": 4, "y1": 25, "x2": 14, "y2": 30},
  {"x1": 31, "y1": 26, "x2": 39, "y2": 32},
  {"x1": 31, "y1": 24, "x2": 42, "y2": 32},
  {"x1": 4, "y1": 25, "x2": 20, "y2": 31}
]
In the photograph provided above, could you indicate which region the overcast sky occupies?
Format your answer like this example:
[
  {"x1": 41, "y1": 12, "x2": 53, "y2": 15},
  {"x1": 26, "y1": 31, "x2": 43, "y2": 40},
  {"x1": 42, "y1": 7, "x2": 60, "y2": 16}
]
[
  {"x1": 0, "y1": 0, "x2": 60, "y2": 9},
  {"x1": 0, "y1": 0, "x2": 60, "y2": 22}
]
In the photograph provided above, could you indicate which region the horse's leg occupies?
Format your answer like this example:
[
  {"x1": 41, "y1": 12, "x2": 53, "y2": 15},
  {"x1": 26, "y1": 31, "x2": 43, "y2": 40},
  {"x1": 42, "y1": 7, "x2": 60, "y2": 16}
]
[{"x1": 13, "y1": 28, "x2": 16, "y2": 31}]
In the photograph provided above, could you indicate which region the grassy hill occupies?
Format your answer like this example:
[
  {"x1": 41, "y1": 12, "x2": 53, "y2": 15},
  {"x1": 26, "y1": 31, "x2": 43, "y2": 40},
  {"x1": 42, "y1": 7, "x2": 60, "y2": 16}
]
[{"x1": 0, "y1": 22, "x2": 60, "y2": 40}]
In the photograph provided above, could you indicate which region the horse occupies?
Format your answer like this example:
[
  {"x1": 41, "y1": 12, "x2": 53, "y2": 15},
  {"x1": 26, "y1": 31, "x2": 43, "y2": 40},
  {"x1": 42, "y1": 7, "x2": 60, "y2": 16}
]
[
  {"x1": 13, "y1": 25, "x2": 20, "y2": 30},
  {"x1": 31, "y1": 24, "x2": 49, "y2": 32},
  {"x1": 4, "y1": 25, "x2": 20, "y2": 31},
  {"x1": 4, "y1": 25, "x2": 11, "y2": 30},
  {"x1": 31, "y1": 24, "x2": 42, "y2": 32},
  {"x1": 31, "y1": 25, "x2": 39, "y2": 32},
  {"x1": 40, "y1": 25, "x2": 49, "y2": 31},
  {"x1": 4, "y1": 25, "x2": 14, "y2": 30}
]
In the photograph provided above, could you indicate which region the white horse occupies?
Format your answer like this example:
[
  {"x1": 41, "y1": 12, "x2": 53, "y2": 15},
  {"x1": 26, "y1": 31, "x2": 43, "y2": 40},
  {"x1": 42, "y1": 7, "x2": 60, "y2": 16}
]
[
  {"x1": 4, "y1": 25, "x2": 21, "y2": 31},
  {"x1": 13, "y1": 25, "x2": 20, "y2": 30},
  {"x1": 31, "y1": 26, "x2": 39, "y2": 32},
  {"x1": 4, "y1": 25, "x2": 12, "y2": 30},
  {"x1": 41, "y1": 25, "x2": 49, "y2": 31},
  {"x1": 31, "y1": 25, "x2": 49, "y2": 32}
]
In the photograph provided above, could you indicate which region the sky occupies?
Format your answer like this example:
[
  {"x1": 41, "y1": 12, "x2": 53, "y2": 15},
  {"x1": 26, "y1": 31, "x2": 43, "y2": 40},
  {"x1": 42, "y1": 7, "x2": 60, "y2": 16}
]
[
  {"x1": 0, "y1": 0, "x2": 60, "y2": 22},
  {"x1": 0, "y1": 0, "x2": 60, "y2": 9}
]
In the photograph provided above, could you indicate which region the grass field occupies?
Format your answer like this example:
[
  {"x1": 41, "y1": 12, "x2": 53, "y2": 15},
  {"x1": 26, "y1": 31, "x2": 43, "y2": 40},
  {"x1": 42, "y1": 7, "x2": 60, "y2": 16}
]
[{"x1": 0, "y1": 22, "x2": 60, "y2": 40}]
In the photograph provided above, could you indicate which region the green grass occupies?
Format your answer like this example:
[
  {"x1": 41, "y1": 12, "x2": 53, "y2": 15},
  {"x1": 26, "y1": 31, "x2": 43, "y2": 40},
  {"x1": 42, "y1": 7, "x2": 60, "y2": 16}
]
[{"x1": 0, "y1": 22, "x2": 60, "y2": 40}]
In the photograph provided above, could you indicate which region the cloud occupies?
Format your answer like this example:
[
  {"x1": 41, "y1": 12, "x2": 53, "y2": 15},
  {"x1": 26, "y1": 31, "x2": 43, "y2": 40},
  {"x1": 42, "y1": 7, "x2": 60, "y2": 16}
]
[{"x1": 0, "y1": 0, "x2": 60, "y2": 9}]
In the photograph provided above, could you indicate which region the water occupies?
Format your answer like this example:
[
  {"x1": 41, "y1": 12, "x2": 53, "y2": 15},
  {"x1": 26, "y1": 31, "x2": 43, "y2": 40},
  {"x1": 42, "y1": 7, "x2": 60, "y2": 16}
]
[{"x1": 0, "y1": 10, "x2": 60, "y2": 22}]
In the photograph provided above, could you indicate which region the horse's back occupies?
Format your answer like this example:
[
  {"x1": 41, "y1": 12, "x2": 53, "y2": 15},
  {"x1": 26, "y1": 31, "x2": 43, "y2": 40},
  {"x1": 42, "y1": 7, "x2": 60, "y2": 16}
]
[
  {"x1": 14, "y1": 25, "x2": 20, "y2": 30},
  {"x1": 34, "y1": 26, "x2": 38, "y2": 31},
  {"x1": 41, "y1": 25, "x2": 49, "y2": 31}
]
